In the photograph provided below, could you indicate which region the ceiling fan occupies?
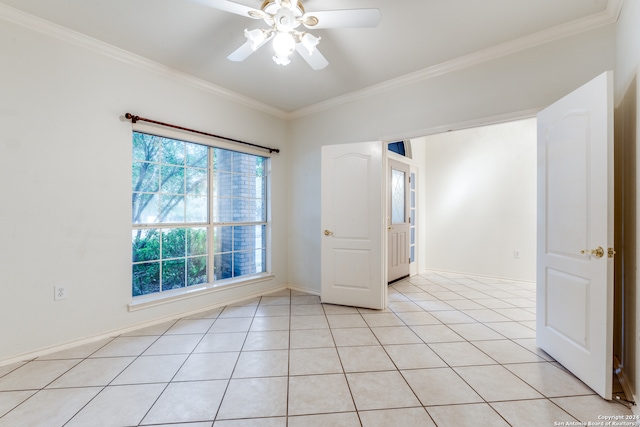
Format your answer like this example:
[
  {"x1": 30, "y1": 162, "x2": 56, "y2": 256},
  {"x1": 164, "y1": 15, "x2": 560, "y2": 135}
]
[{"x1": 194, "y1": 0, "x2": 381, "y2": 70}]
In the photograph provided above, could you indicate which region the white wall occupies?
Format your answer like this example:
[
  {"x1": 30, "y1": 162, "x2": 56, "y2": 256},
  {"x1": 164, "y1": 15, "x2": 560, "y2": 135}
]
[
  {"x1": 288, "y1": 25, "x2": 616, "y2": 293},
  {"x1": 615, "y1": 0, "x2": 640, "y2": 403},
  {"x1": 417, "y1": 119, "x2": 536, "y2": 281},
  {"x1": 0, "y1": 18, "x2": 289, "y2": 362}
]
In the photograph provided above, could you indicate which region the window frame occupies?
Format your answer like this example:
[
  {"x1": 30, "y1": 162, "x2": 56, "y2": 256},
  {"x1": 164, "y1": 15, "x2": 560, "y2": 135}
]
[{"x1": 129, "y1": 123, "x2": 273, "y2": 310}]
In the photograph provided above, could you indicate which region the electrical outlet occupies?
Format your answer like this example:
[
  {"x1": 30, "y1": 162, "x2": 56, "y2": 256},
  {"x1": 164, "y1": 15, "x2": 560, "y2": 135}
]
[
  {"x1": 514, "y1": 250, "x2": 521, "y2": 259},
  {"x1": 54, "y1": 285, "x2": 67, "y2": 301}
]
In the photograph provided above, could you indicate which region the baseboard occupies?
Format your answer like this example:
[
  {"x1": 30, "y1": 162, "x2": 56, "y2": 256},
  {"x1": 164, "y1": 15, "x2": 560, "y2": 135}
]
[
  {"x1": 288, "y1": 285, "x2": 320, "y2": 296},
  {"x1": 0, "y1": 284, "x2": 292, "y2": 368}
]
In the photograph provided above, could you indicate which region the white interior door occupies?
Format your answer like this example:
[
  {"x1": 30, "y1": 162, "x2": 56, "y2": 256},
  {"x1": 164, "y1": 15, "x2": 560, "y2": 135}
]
[
  {"x1": 388, "y1": 159, "x2": 411, "y2": 283},
  {"x1": 321, "y1": 141, "x2": 386, "y2": 309},
  {"x1": 536, "y1": 71, "x2": 614, "y2": 399}
]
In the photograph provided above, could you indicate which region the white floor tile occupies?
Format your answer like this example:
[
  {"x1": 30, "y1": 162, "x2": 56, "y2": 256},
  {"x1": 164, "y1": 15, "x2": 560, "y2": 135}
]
[
  {"x1": 46, "y1": 357, "x2": 134, "y2": 388},
  {"x1": 232, "y1": 350, "x2": 288, "y2": 378},
  {"x1": 0, "y1": 390, "x2": 36, "y2": 417},
  {"x1": 288, "y1": 374, "x2": 355, "y2": 415},
  {"x1": 0, "y1": 387, "x2": 101, "y2": 427},
  {"x1": 427, "y1": 403, "x2": 509, "y2": 427},
  {"x1": 551, "y1": 395, "x2": 633, "y2": 422},
  {"x1": 90, "y1": 336, "x2": 158, "y2": 357},
  {"x1": 454, "y1": 365, "x2": 544, "y2": 401},
  {"x1": 194, "y1": 332, "x2": 247, "y2": 353},
  {"x1": 0, "y1": 360, "x2": 80, "y2": 391},
  {"x1": 491, "y1": 399, "x2": 577, "y2": 427},
  {"x1": 174, "y1": 352, "x2": 239, "y2": 381},
  {"x1": 217, "y1": 377, "x2": 287, "y2": 419},
  {"x1": 2, "y1": 279, "x2": 622, "y2": 427},
  {"x1": 289, "y1": 348, "x2": 343, "y2": 375},
  {"x1": 401, "y1": 368, "x2": 483, "y2": 406},
  {"x1": 383, "y1": 344, "x2": 447, "y2": 369},
  {"x1": 360, "y1": 407, "x2": 435, "y2": 427},
  {"x1": 66, "y1": 383, "x2": 166, "y2": 427},
  {"x1": 288, "y1": 412, "x2": 359, "y2": 427},
  {"x1": 347, "y1": 371, "x2": 421, "y2": 410},
  {"x1": 505, "y1": 362, "x2": 596, "y2": 397},
  {"x1": 337, "y1": 346, "x2": 396, "y2": 373},
  {"x1": 142, "y1": 380, "x2": 227, "y2": 424}
]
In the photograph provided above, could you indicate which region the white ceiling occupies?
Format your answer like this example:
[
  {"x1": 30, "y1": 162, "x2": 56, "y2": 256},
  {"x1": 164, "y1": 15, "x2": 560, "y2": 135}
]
[{"x1": 0, "y1": 0, "x2": 617, "y2": 115}]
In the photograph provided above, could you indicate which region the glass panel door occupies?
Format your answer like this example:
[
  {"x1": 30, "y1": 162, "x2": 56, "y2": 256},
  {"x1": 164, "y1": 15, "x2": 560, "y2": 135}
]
[{"x1": 391, "y1": 168, "x2": 405, "y2": 224}]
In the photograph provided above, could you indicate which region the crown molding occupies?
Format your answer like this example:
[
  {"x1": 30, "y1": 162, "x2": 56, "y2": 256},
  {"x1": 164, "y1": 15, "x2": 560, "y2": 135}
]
[
  {"x1": 0, "y1": 3, "x2": 290, "y2": 120},
  {"x1": 287, "y1": 0, "x2": 623, "y2": 120},
  {"x1": 607, "y1": 0, "x2": 624, "y2": 21},
  {"x1": 0, "y1": 1, "x2": 623, "y2": 122}
]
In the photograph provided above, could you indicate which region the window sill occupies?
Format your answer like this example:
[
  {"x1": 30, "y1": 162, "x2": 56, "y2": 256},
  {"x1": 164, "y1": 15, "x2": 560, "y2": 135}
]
[{"x1": 128, "y1": 273, "x2": 275, "y2": 312}]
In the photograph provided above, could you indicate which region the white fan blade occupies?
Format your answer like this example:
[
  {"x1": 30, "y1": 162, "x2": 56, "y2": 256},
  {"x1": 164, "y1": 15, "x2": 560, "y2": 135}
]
[
  {"x1": 295, "y1": 44, "x2": 328, "y2": 70},
  {"x1": 192, "y1": 0, "x2": 264, "y2": 19},
  {"x1": 227, "y1": 41, "x2": 255, "y2": 61},
  {"x1": 303, "y1": 9, "x2": 381, "y2": 29},
  {"x1": 227, "y1": 34, "x2": 272, "y2": 62}
]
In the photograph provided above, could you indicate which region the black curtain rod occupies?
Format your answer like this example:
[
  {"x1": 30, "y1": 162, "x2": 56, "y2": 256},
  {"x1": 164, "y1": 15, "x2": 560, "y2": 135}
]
[{"x1": 124, "y1": 113, "x2": 280, "y2": 154}]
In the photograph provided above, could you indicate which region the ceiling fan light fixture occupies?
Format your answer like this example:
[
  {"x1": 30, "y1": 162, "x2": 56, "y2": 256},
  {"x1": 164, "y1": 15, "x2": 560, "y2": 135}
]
[
  {"x1": 303, "y1": 15, "x2": 318, "y2": 27},
  {"x1": 263, "y1": 0, "x2": 304, "y2": 16},
  {"x1": 208, "y1": 0, "x2": 380, "y2": 70},
  {"x1": 244, "y1": 28, "x2": 268, "y2": 50},
  {"x1": 274, "y1": 8, "x2": 297, "y2": 32},
  {"x1": 277, "y1": 0, "x2": 293, "y2": 10},
  {"x1": 272, "y1": 31, "x2": 295, "y2": 56},
  {"x1": 273, "y1": 52, "x2": 291, "y2": 66},
  {"x1": 300, "y1": 32, "x2": 320, "y2": 54}
]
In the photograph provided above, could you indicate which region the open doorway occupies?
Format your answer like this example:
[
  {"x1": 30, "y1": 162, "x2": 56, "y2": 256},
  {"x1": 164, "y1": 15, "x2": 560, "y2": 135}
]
[
  {"x1": 387, "y1": 141, "x2": 418, "y2": 284},
  {"x1": 403, "y1": 110, "x2": 625, "y2": 402},
  {"x1": 410, "y1": 118, "x2": 537, "y2": 283}
]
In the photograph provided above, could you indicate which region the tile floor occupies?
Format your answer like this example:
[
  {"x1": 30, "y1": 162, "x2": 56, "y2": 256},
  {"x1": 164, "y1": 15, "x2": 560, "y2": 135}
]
[{"x1": 0, "y1": 271, "x2": 634, "y2": 427}]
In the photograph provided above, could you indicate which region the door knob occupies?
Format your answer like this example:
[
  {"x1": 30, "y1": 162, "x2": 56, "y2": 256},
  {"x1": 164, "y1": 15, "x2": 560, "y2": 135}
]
[
  {"x1": 580, "y1": 246, "x2": 604, "y2": 258},
  {"x1": 324, "y1": 230, "x2": 333, "y2": 236}
]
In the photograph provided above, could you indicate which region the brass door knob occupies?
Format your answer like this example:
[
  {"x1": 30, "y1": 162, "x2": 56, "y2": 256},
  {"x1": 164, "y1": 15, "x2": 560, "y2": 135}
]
[
  {"x1": 580, "y1": 246, "x2": 604, "y2": 258},
  {"x1": 324, "y1": 230, "x2": 333, "y2": 236}
]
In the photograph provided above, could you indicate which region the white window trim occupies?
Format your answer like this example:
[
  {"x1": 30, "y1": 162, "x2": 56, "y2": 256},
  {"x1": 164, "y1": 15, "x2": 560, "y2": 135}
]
[{"x1": 128, "y1": 272, "x2": 275, "y2": 311}]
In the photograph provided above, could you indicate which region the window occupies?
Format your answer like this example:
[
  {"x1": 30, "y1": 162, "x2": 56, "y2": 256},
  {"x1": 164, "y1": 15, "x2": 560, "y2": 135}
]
[
  {"x1": 388, "y1": 140, "x2": 412, "y2": 159},
  {"x1": 387, "y1": 141, "x2": 406, "y2": 156},
  {"x1": 132, "y1": 132, "x2": 268, "y2": 297}
]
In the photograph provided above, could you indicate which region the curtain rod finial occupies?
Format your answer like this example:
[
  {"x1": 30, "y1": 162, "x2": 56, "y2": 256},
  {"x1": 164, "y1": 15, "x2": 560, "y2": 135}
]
[{"x1": 125, "y1": 113, "x2": 139, "y2": 123}]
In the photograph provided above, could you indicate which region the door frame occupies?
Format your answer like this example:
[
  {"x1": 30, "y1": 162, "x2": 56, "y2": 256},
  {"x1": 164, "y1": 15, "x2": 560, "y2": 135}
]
[
  {"x1": 386, "y1": 148, "x2": 419, "y2": 280},
  {"x1": 387, "y1": 156, "x2": 412, "y2": 283}
]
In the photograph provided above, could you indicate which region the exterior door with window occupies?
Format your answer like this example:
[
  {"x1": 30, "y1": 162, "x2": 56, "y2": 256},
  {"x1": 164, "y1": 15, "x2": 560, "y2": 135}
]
[
  {"x1": 536, "y1": 71, "x2": 614, "y2": 399},
  {"x1": 321, "y1": 141, "x2": 386, "y2": 309},
  {"x1": 388, "y1": 159, "x2": 411, "y2": 283}
]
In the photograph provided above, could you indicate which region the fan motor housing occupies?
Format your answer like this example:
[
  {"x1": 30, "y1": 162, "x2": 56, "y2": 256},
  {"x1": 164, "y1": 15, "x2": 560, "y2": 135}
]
[{"x1": 261, "y1": 0, "x2": 305, "y2": 16}]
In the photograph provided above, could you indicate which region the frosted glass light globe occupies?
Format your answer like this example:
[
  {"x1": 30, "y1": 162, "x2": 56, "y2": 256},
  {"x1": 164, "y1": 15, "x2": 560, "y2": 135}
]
[{"x1": 272, "y1": 32, "x2": 295, "y2": 57}]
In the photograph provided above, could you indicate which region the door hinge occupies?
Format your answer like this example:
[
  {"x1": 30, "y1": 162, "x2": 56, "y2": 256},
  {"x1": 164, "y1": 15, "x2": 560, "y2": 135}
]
[{"x1": 608, "y1": 248, "x2": 617, "y2": 258}]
